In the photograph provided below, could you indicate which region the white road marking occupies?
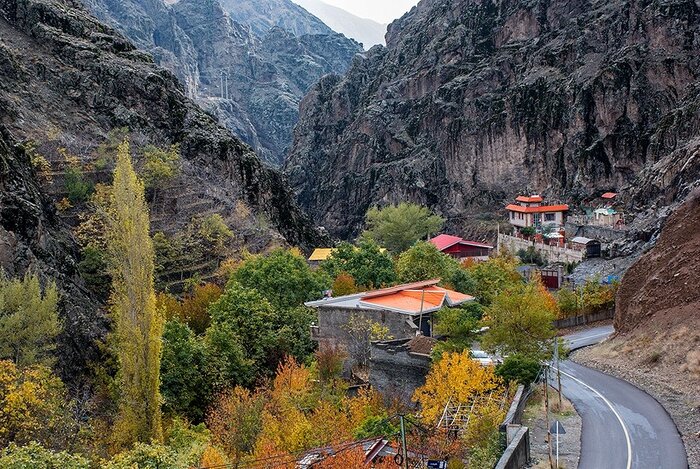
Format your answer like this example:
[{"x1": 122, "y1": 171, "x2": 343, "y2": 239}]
[
  {"x1": 559, "y1": 368, "x2": 633, "y2": 469},
  {"x1": 568, "y1": 331, "x2": 612, "y2": 344}
]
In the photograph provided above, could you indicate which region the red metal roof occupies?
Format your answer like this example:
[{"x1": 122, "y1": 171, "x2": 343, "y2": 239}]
[
  {"x1": 429, "y1": 234, "x2": 494, "y2": 251},
  {"x1": 516, "y1": 195, "x2": 544, "y2": 203},
  {"x1": 506, "y1": 204, "x2": 569, "y2": 214},
  {"x1": 601, "y1": 192, "x2": 618, "y2": 199}
]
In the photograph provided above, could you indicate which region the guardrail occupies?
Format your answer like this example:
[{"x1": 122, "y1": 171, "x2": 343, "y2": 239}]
[{"x1": 495, "y1": 384, "x2": 532, "y2": 469}]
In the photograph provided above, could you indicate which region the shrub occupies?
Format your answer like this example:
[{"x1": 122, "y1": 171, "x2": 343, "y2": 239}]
[
  {"x1": 0, "y1": 442, "x2": 89, "y2": 469},
  {"x1": 64, "y1": 166, "x2": 94, "y2": 204},
  {"x1": 495, "y1": 355, "x2": 541, "y2": 385}
]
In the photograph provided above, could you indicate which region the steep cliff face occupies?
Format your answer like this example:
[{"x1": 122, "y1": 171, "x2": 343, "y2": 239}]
[
  {"x1": 0, "y1": 125, "x2": 106, "y2": 384},
  {"x1": 84, "y1": 0, "x2": 361, "y2": 165},
  {"x1": 285, "y1": 0, "x2": 700, "y2": 238},
  {"x1": 0, "y1": 0, "x2": 324, "y2": 249},
  {"x1": 223, "y1": 0, "x2": 332, "y2": 37}
]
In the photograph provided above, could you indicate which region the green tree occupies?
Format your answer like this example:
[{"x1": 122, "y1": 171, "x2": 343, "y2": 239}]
[
  {"x1": 0, "y1": 272, "x2": 61, "y2": 367},
  {"x1": 467, "y1": 254, "x2": 522, "y2": 305},
  {"x1": 203, "y1": 322, "x2": 253, "y2": 391},
  {"x1": 77, "y1": 246, "x2": 111, "y2": 292},
  {"x1": 64, "y1": 166, "x2": 94, "y2": 204},
  {"x1": 104, "y1": 443, "x2": 181, "y2": 469},
  {"x1": 140, "y1": 144, "x2": 180, "y2": 190},
  {"x1": 231, "y1": 249, "x2": 329, "y2": 309},
  {"x1": 107, "y1": 141, "x2": 164, "y2": 448},
  {"x1": 0, "y1": 442, "x2": 89, "y2": 469},
  {"x1": 160, "y1": 320, "x2": 208, "y2": 422},
  {"x1": 495, "y1": 355, "x2": 541, "y2": 385},
  {"x1": 395, "y1": 241, "x2": 460, "y2": 283},
  {"x1": 321, "y1": 241, "x2": 396, "y2": 289},
  {"x1": 362, "y1": 203, "x2": 445, "y2": 253},
  {"x1": 432, "y1": 302, "x2": 484, "y2": 356},
  {"x1": 481, "y1": 282, "x2": 557, "y2": 359}
]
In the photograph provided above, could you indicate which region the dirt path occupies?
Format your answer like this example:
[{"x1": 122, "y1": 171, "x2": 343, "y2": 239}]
[{"x1": 523, "y1": 384, "x2": 581, "y2": 469}]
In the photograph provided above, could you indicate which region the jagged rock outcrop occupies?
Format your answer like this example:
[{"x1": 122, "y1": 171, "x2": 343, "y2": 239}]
[
  {"x1": 285, "y1": 0, "x2": 700, "y2": 238},
  {"x1": 84, "y1": 0, "x2": 361, "y2": 165},
  {"x1": 0, "y1": 124, "x2": 106, "y2": 385},
  {"x1": 0, "y1": 0, "x2": 325, "y2": 253}
]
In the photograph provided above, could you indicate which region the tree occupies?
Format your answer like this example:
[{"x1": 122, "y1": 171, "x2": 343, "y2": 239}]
[
  {"x1": 0, "y1": 272, "x2": 61, "y2": 367},
  {"x1": 231, "y1": 249, "x2": 329, "y2": 309},
  {"x1": 343, "y1": 315, "x2": 392, "y2": 370},
  {"x1": 0, "y1": 442, "x2": 89, "y2": 469},
  {"x1": 413, "y1": 351, "x2": 504, "y2": 424},
  {"x1": 467, "y1": 254, "x2": 522, "y2": 305},
  {"x1": 140, "y1": 144, "x2": 180, "y2": 190},
  {"x1": 432, "y1": 303, "x2": 484, "y2": 356},
  {"x1": 321, "y1": 241, "x2": 396, "y2": 289},
  {"x1": 495, "y1": 355, "x2": 541, "y2": 385},
  {"x1": 207, "y1": 387, "x2": 265, "y2": 466},
  {"x1": 362, "y1": 203, "x2": 445, "y2": 254},
  {"x1": 481, "y1": 282, "x2": 558, "y2": 359},
  {"x1": 104, "y1": 443, "x2": 180, "y2": 469},
  {"x1": 0, "y1": 361, "x2": 75, "y2": 449},
  {"x1": 159, "y1": 283, "x2": 223, "y2": 335},
  {"x1": 395, "y1": 241, "x2": 459, "y2": 283},
  {"x1": 331, "y1": 273, "x2": 358, "y2": 296},
  {"x1": 107, "y1": 141, "x2": 164, "y2": 448},
  {"x1": 160, "y1": 320, "x2": 208, "y2": 422}
]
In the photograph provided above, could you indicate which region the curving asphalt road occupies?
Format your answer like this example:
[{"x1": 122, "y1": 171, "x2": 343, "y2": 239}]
[{"x1": 552, "y1": 325, "x2": 689, "y2": 469}]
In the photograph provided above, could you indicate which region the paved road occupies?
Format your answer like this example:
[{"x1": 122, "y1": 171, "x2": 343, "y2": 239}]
[{"x1": 553, "y1": 326, "x2": 688, "y2": 469}]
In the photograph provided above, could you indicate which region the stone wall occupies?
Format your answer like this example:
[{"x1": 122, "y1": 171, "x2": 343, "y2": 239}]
[
  {"x1": 498, "y1": 234, "x2": 584, "y2": 263},
  {"x1": 564, "y1": 222, "x2": 627, "y2": 244},
  {"x1": 369, "y1": 339, "x2": 432, "y2": 405}
]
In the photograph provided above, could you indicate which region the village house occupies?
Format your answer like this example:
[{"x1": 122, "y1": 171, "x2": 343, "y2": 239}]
[
  {"x1": 305, "y1": 280, "x2": 473, "y2": 370},
  {"x1": 506, "y1": 195, "x2": 569, "y2": 233},
  {"x1": 429, "y1": 234, "x2": 493, "y2": 261}
]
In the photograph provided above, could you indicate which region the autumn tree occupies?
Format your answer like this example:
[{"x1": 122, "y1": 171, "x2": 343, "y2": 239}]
[
  {"x1": 413, "y1": 351, "x2": 504, "y2": 424},
  {"x1": 0, "y1": 272, "x2": 61, "y2": 367},
  {"x1": 331, "y1": 272, "x2": 358, "y2": 296},
  {"x1": 362, "y1": 203, "x2": 445, "y2": 254},
  {"x1": 107, "y1": 141, "x2": 164, "y2": 448},
  {"x1": 343, "y1": 315, "x2": 392, "y2": 370},
  {"x1": 466, "y1": 253, "x2": 522, "y2": 305},
  {"x1": 0, "y1": 361, "x2": 76, "y2": 449},
  {"x1": 481, "y1": 281, "x2": 558, "y2": 359},
  {"x1": 207, "y1": 387, "x2": 265, "y2": 466}
]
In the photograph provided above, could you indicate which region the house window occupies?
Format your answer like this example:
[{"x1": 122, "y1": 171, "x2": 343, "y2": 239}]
[{"x1": 545, "y1": 213, "x2": 556, "y2": 222}]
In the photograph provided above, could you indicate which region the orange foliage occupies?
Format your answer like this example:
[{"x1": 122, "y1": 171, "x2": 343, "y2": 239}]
[
  {"x1": 331, "y1": 272, "x2": 358, "y2": 296},
  {"x1": 200, "y1": 445, "x2": 228, "y2": 467},
  {"x1": 207, "y1": 387, "x2": 264, "y2": 464},
  {"x1": 311, "y1": 446, "x2": 398, "y2": 469},
  {"x1": 158, "y1": 283, "x2": 222, "y2": 334}
]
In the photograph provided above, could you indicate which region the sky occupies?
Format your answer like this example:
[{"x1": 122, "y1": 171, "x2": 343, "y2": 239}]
[{"x1": 319, "y1": 0, "x2": 420, "y2": 24}]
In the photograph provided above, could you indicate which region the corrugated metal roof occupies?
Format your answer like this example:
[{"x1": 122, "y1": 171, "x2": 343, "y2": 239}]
[
  {"x1": 308, "y1": 248, "x2": 334, "y2": 261},
  {"x1": 429, "y1": 234, "x2": 494, "y2": 250}
]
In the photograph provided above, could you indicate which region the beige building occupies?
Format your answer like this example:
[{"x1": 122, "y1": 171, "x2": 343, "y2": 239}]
[{"x1": 506, "y1": 195, "x2": 569, "y2": 231}]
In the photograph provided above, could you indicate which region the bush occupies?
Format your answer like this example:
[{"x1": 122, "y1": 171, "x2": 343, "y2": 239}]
[
  {"x1": 78, "y1": 245, "x2": 111, "y2": 292},
  {"x1": 104, "y1": 443, "x2": 181, "y2": 469},
  {"x1": 0, "y1": 442, "x2": 89, "y2": 469},
  {"x1": 64, "y1": 166, "x2": 94, "y2": 204},
  {"x1": 517, "y1": 246, "x2": 545, "y2": 266},
  {"x1": 495, "y1": 355, "x2": 541, "y2": 385}
]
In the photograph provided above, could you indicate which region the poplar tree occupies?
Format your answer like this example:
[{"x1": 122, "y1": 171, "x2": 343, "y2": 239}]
[{"x1": 107, "y1": 141, "x2": 163, "y2": 448}]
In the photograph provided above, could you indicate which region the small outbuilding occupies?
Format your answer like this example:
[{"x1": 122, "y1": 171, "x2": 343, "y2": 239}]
[
  {"x1": 429, "y1": 234, "x2": 494, "y2": 260},
  {"x1": 571, "y1": 237, "x2": 602, "y2": 258}
]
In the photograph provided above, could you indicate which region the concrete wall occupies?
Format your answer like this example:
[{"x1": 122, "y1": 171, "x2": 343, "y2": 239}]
[
  {"x1": 553, "y1": 308, "x2": 614, "y2": 329},
  {"x1": 498, "y1": 234, "x2": 584, "y2": 263},
  {"x1": 495, "y1": 426, "x2": 530, "y2": 469},
  {"x1": 369, "y1": 339, "x2": 432, "y2": 405}
]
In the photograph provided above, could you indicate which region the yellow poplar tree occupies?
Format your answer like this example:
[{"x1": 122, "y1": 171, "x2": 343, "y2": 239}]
[{"x1": 107, "y1": 141, "x2": 163, "y2": 448}]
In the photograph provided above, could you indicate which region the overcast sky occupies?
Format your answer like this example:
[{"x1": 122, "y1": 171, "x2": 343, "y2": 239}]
[{"x1": 320, "y1": 0, "x2": 420, "y2": 24}]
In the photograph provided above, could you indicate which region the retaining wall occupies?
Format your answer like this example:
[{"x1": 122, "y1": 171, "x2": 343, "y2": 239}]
[
  {"x1": 498, "y1": 234, "x2": 584, "y2": 264},
  {"x1": 553, "y1": 308, "x2": 614, "y2": 329}
]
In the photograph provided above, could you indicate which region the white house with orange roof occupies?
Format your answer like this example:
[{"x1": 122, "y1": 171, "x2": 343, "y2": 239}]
[{"x1": 506, "y1": 195, "x2": 569, "y2": 232}]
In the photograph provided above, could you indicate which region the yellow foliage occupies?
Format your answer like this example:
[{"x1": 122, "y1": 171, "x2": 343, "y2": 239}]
[
  {"x1": 413, "y1": 351, "x2": 503, "y2": 424},
  {"x1": 200, "y1": 445, "x2": 229, "y2": 467},
  {"x1": 107, "y1": 141, "x2": 164, "y2": 449}
]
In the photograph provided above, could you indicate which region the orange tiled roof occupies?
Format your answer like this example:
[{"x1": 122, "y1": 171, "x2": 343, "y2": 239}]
[
  {"x1": 601, "y1": 192, "x2": 618, "y2": 199},
  {"x1": 516, "y1": 195, "x2": 543, "y2": 203},
  {"x1": 506, "y1": 204, "x2": 569, "y2": 214},
  {"x1": 360, "y1": 286, "x2": 473, "y2": 314}
]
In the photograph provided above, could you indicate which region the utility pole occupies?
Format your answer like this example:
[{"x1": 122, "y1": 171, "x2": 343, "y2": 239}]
[
  {"x1": 554, "y1": 339, "x2": 562, "y2": 410},
  {"x1": 417, "y1": 289, "x2": 425, "y2": 337},
  {"x1": 225, "y1": 71, "x2": 229, "y2": 100},
  {"x1": 399, "y1": 415, "x2": 409, "y2": 469},
  {"x1": 544, "y1": 366, "x2": 554, "y2": 469},
  {"x1": 220, "y1": 71, "x2": 224, "y2": 99}
]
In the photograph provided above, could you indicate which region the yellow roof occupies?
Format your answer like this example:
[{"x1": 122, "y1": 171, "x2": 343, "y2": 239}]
[{"x1": 309, "y1": 248, "x2": 334, "y2": 262}]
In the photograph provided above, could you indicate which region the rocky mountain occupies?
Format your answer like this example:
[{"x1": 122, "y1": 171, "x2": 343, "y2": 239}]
[
  {"x1": 0, "y1": 0, "x2": 328, "y2": 375},
  {"x1": 292, "y1": 0, "x2": 387, "y2": 48},
  {"x1": 0, "y1": 124, "x2": 106, "y2": 385},
  {"x1": 285, "y1": 0, "x2": 700, "y2": 239},
  {"x1": 223, "y1": 0, "x2": 332, "y2": 37},
  {"x1": 84, "y1": 0, "x2": 361, "y2": 166}
]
